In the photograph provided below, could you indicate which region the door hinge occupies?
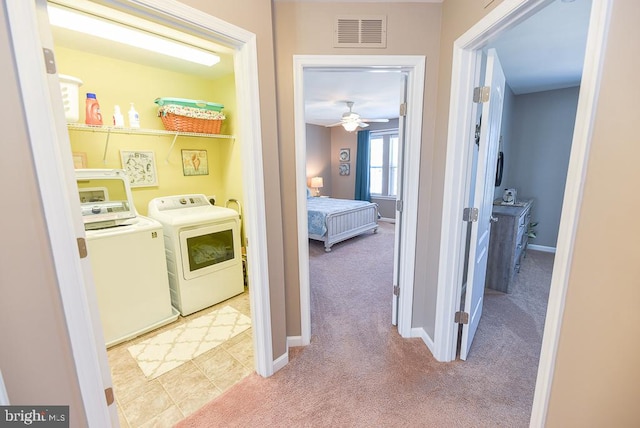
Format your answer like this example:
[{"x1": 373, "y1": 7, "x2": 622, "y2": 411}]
[
  {"x1": 43, "y1": 48, "x2": 57, "y2": 74},
  {"x1": 105, "y1": 387, "x2": 114, "y2": 406},
  {"x1": 393, "y1": 285, "x2": 400, "y2": 296},
  {"x1": 399, "y1": 102, "x2": 407, "y2": 117},
  {"x1": 455, "y1": 311, "x2": 469, "y2": 324},
  {"x1": 473, "y1": 86, "x2": 490, "y2": 103},
  {"x1": 77, "y1": 237, "x2": 88, "y2": 259},
  {"x1": 396, "y1": 199, "x2": 403, "y2": 212},
  {"x1": 462, "y1": 207, "x2": 478, "y2": 222}
]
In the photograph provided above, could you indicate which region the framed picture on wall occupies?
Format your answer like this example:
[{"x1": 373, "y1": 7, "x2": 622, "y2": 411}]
[
  {"x1": 339, "y1": 148, "x2": 350, "y2": 162},
  {"x1": 182, "y1": 150, "x2": 209, "y2": 176},
  {"x1": 339, "y1": 163, "x2": 350, "y2": 176},
  {"x1": 72, "y1": 152, "x2": 87, "y2": 169},
  {"x1": 120, "y1": 150, "x2": 158, "y2": 187}
]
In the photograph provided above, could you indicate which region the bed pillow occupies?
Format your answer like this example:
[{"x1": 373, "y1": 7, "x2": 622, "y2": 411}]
[{"x1": 307, "y1": 187, "x2": 312, "y2": 198}]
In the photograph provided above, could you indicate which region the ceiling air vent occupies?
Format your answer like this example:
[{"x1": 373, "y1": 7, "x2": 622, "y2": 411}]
[{"x1": 334, "y1": 15, "x2": 387, "y2": 48}]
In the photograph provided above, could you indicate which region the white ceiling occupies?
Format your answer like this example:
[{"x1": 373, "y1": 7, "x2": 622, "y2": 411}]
[
  {"x1": 303, "y1": 69, "x2": 406, "y2": 127},
  {"x1": 487, "y1": 0, "x2": 592, "y2": 95},
  {"x1": 304, "y1": 0, "x2": 592, "y2": 127}
]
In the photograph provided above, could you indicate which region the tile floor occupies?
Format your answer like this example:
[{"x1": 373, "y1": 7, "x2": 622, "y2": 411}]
[{"x1": 107, "y1": 291, "x2": 253, "y2": 427}]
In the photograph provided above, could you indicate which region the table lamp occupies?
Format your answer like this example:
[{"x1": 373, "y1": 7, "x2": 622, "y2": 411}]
[{"x1": 311, "y1": 176, "x2": 323, "y2": 197}]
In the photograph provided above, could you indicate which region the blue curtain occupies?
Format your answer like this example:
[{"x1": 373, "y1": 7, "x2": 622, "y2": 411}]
[{"x1": 354, "y1": 130, "x2": 371, "y2": 201}]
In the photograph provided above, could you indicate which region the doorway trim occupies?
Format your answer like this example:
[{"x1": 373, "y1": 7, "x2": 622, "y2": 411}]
[
  {"x1": 6, "y1": 0, "x2": 273, "y2": 423},
  {"x1": 434, "y1": 0, "x2": 611, "y2": 424},
  {"x1": 292, "y1": 55, "x2": 425, "y2": 345}
]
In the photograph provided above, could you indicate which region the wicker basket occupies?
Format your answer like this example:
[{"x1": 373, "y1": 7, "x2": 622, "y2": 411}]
[
  {"x1": 156, "y1": 100, "x2": 225, "y2": 134},
  {"x1": 159, "y1": 113, "x2": 222, "y2": 134}
]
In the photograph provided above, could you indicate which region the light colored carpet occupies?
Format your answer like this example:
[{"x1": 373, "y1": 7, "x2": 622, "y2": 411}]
[
  {"x1": 128, "y1": 305, "x2": 251, "y2": 379},
  {"x1": 176, "y1": 223, "x2": 552, "y2": 427}
]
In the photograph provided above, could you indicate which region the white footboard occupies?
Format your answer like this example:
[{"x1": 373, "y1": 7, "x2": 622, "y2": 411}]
[{"x1": 310, "y1": 203, "x2": 378, "y2": 251}]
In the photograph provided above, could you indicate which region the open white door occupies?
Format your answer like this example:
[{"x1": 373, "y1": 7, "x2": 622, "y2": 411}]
[
  {"x1": 392, "y1": 73, "x2": 408, "y2": 325},
  {"x1": 459, "y1": 49, "x2": 505, "y2": 360},
  {"x1": 33, "y1": 0, "x2": 119, "y2": 424}
]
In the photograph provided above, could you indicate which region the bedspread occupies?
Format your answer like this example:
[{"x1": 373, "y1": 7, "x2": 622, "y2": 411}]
[{"x1": 307, "y1": 197, "x2": 372, "y2": 236}]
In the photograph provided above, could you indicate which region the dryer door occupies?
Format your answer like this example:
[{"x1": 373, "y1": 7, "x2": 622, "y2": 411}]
[{"x1": 179, "y1": 220, "x2": 240, "y2": 280}]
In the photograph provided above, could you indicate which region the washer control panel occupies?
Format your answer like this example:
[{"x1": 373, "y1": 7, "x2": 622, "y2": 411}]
[{"x1": 151, "y1": 194, "x2": 210, "y2": 211}]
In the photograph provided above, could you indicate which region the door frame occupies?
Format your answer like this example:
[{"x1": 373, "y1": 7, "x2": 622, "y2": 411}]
[
  {"x1": 434, "y1": 0, "x2": 611, "y2": 424},
  {"x1": 292, "y1": 55, "x2": 425, "y2": 345},
  {"x1": 5, "y1": 0, "x2": 273, "y2": 423}
]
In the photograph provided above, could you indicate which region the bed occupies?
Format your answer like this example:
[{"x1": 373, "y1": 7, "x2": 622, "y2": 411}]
[{"x1": 307, "y1": 192, "x2": 379, "y2": 252}]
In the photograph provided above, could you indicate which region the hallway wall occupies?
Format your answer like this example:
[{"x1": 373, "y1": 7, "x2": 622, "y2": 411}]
[{"x1": 273, "y1": 0, "x2": 443, "y2": 338}]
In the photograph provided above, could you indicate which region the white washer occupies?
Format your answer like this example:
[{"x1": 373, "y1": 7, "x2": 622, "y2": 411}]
[
  {"x1": 77, "y1": 169, "x2": 178, "y2": 347},
  {"x1": 148, "y1": 194, "x2": 245, "y2": 316}
]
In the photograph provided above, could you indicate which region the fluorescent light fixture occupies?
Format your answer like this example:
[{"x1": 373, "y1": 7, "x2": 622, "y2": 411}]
[{"x1": 47, "y1": 5, "x2": 220, "y2": 67}]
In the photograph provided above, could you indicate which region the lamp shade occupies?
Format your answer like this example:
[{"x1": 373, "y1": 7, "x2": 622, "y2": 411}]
[{"x1": 311, "y1": 177, "x2": 323, "y2": 189}]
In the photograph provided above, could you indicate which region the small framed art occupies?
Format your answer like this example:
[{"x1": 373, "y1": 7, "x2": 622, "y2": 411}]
[
  {"x1": 339, "y1": 148, "x2": 350, "y2": 162},
  {"x1": 339, "y1": 163, "x2": 350, "y2": 176},
  {"x1": 72, "y1": 152, "x2": 87, "y2": 169},
  {"x1": 182, "y1": 150, "x2": 209, "y2": 176},
  {"x1": 120, "y1": 150, "x2": 158, "y2": 187}
]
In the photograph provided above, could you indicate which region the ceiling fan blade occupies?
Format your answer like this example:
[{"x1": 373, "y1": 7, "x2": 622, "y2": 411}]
[
  {"x1": 358, "y1": 122, "x2": 370, "y2": 128},
  {"x1": 326, "y1": 122, "x2": 344, "y2": 127},
  {"x1": 361, "y1": 118, "x2": 390, "y2": 123}
]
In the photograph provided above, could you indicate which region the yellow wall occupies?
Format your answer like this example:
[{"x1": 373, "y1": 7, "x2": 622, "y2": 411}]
[{"x1": 55, "y1": 46, "x2": 241, "y2": 216}]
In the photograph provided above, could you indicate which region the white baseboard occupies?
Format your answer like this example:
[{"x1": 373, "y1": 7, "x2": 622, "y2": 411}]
[
  {"x1": 287, "y1": 335, "x2": 305, "y2": 347},
  {"x1": 0, "y1": 370, "x2": 9, "y2": 405},
  {"x1": 273, "y1": 351, "x2": 289, "y2": 373},
  {"x1": 528, "y1": 244, "x2": 556, "y2": 253},
  {"x1": 411, "y1": 327, "x2": 437, "y2": 358},
  {"x1": 271, "y1": 335, "x2": 306, "y2": 374},
  {"x1": 378, "y1": 217, "x2": 396, "y2": 223}
]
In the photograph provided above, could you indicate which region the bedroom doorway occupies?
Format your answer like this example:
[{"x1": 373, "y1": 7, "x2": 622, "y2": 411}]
[
  {"x1": 292, "y1": 55, "x2": 426, "y2": 345},
  {"x1": 433, "y1": 0, "x2": 611, "y2": 423}
]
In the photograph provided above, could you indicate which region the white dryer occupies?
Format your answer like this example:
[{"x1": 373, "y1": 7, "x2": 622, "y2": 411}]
[
  {"x1": 148, "y1": 194, "x2": 245, "y2": 316},
  {"x1": 77, "y1": 169, "x2": 178, "y2": 347}
]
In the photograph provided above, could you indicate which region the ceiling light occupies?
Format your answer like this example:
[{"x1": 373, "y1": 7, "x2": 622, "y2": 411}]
[
  {"x1": 342, "y1": 121, "x2": 359, "y2": 132},
  {"x1": 47, "y1": 5, "x2": 220, "y2": 67}
]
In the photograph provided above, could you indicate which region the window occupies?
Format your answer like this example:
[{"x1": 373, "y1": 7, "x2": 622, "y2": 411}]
[{"x1": 369, "y1": 131, "x2": 399, "y2": 197}]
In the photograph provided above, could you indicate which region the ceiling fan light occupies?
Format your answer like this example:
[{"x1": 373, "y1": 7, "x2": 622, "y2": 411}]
[{"x1": 342, "y1": 121, "x2": 359, "y2": 132}]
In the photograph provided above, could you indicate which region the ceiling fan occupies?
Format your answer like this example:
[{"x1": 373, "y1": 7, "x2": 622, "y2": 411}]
[{"x1": 327, "y1": 101, "x2": 389, "y2": 132}]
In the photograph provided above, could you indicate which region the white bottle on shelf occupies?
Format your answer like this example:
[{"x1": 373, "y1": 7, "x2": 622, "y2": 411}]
[
  {"x1": 113, "y1": 105, "x2": 124, "y2": 127},
  {"x1": 128, "y1": 103, "x2": 140, "y2": 128}
]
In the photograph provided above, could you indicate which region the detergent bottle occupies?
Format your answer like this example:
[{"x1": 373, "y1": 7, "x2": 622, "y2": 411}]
[
  {"x1": 85, "y1": 93, "x2": 103, "y2": 126},
  {"x1": 113, "y1": 105, "x2": 124, "y2": 127},
  {"x1": 128, "y1": 103, "x2": 140, "y2": 128}
]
